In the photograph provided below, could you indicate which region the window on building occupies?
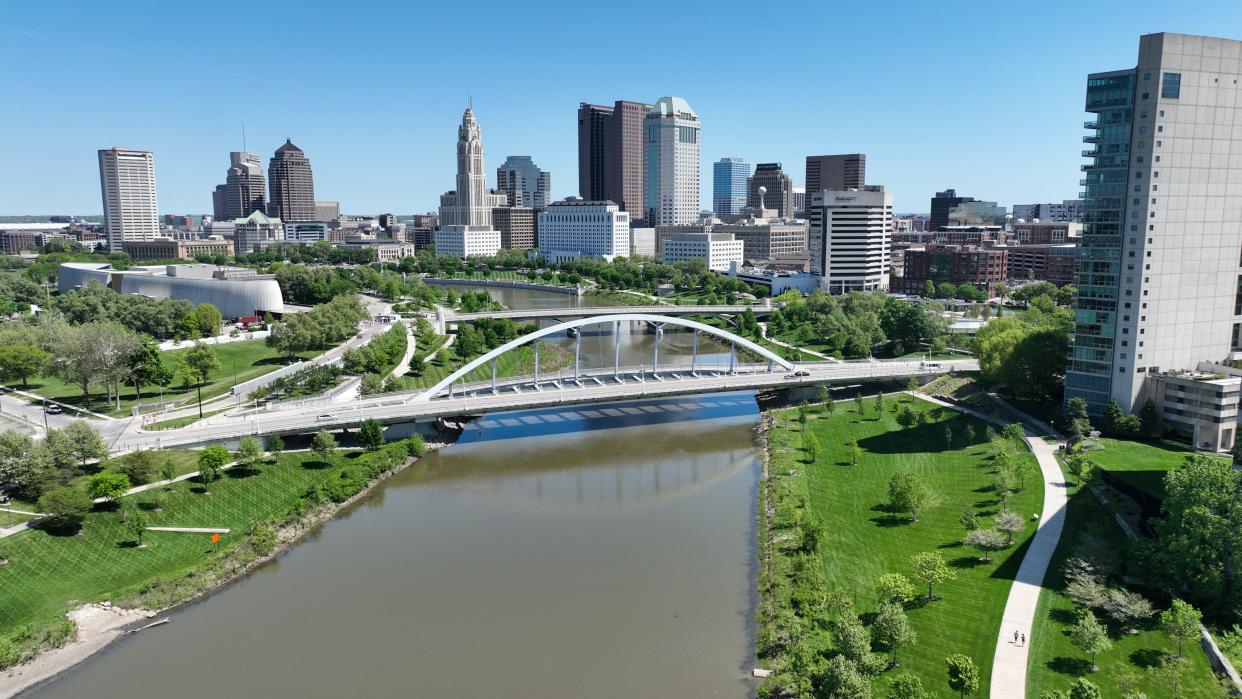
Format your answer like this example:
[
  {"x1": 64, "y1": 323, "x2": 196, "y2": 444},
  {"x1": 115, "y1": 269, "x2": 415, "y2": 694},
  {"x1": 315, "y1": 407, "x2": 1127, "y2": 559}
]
[{"x1": 1161, "y1": 72, "x2": 1181, "y2": 99}]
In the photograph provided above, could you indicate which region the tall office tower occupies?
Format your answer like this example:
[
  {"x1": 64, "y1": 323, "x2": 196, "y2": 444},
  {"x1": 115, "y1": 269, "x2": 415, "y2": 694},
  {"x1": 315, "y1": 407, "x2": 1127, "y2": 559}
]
[
  {"x1": 212, "y1": 184, "x2": 228, "y2": 221},
  {"x1": 747, "y1": 163, "x2": 795, "y2": 218},
  {"x1": 492, "y1": 206, "x2": 536, "y2": 249},
  {"x1": 578, "y1": 100, "x2": 651, "y2": 219},
  {"x1": 98, "y1": 147, "x2": 159, "y2": 252},
  {"x1": 439, "y1": 106, "x2": 506, "y2": 227},
  {"x1": 946, "y1": 200, "x2": 1006, "y2": 226},
  {"x1": 215, "y1": 151, "x2": 266, "y2": 221},
  {"x1": 929, "y1": 188, "x2": 975, "y2": 230},
  {"x1": 805, "y1": 154, "x2": 865, "y2": 194},
  {"x1": 792, "y1": 186, "x2": 806, "y2": 218},
  {"x1": 496, "y1": 155, "x2": 551, "y2": 209},
  {"x1": 1066, "y1": 33, "x2": 1242, "y2": 423},
  {"x1": 808, "y1": 188, "x2": 891, "y2": 293},
  {"x1": 644, "y1": 96, "x2": 700, "y2": 226},
  {"x1": 267, "y1": 139, "x2": 316, "y2": 222},
  {"x1": 712, "y1": 157, "x2": 750, "y2": 216}
]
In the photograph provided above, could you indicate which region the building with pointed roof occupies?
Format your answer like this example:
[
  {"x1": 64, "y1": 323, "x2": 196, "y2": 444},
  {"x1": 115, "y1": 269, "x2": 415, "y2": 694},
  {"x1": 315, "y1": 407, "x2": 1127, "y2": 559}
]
[
  {"x1": 439, "y1": 107, "x2": 507, "y2": 227},
  {"x1": 233, "y1": 209, "x2": 284, "y2": 255},
  {"x1": 267, "y1": 139, "x2": 315, "y2": 222}
]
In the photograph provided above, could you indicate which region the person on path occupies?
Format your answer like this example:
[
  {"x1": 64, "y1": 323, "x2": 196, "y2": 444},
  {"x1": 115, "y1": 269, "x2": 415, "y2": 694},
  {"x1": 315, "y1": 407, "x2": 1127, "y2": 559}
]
[
  {"x1": 1021, "y1": 633, "x2": 1026, "y2": 646},
  {"x1": 1014, "y1": 630, "x2": 1020, "y2": 644}
]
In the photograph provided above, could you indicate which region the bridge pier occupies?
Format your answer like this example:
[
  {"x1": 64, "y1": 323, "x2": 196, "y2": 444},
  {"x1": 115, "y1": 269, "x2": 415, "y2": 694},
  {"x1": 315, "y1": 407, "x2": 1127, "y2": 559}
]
[
  {"x1": 729, "y1": 342, "x2": 736, "y2": 374},
  {"x1": 691, "y1": 330, "x2": 698, "y2": 374},
  {"x1": 534, "y1": 341, "x2": 540, "y2": 387},
  {"x1": 492, "y1": 357, "x2": 497, "y2": 393},
  {"x1": 613, "y1": 320, "x2": 621, "y2": 380},
  {"x1": 574, "y1": 331, "x2": 581, "y2": 381},
  {"x1": 653, "y1": 324, "x2": 663, "y2": 374}
]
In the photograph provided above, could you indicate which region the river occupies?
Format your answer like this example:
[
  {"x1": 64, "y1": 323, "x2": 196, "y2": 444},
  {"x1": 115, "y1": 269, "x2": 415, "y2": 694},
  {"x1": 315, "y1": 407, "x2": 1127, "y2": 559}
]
[{"x1": 29, "y1": 283, "x2": 761, "y2": 698}]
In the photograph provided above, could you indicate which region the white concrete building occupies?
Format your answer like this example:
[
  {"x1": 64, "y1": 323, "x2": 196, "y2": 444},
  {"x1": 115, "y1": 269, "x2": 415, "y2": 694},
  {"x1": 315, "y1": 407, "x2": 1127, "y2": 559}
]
[
  {"x1": 644, "y1": 97, "x2": 700, "y2": 226},
  {"x1": 630, "y1": 227, "x2": 656, "y2": 257},
  {"x1": 98, "y1": 147, "x2": 159, "y2": 252},
  {"x1": 537, "y1": 199, "x2": 630, "y2": 264},
  {"x1": 435, "y1": 225, "x2": 501, "y2": 258},
  {"x1": 808, "y1": 188, "x2": 892, "y2": 293},
  {"x1": 659, "y1": 230, "x2": 744, "y2": 271}
]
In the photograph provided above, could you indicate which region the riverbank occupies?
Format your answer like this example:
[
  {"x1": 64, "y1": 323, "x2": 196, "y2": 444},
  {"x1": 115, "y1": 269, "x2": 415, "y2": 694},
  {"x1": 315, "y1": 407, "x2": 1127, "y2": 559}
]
[{"x1": 0, "y1": 430, "x2": 458, "y2": 699}]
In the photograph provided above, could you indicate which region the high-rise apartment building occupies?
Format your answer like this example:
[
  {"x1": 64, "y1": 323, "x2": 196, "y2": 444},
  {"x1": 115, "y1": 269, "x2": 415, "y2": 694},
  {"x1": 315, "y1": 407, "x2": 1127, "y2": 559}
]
[
  {"x1": 644, "y1": 96, "x2": 700, "y2": 226},
  {"x1": 1066, "y1": 33, "x2": 1242, "y2": 427},
  {"x1": 98, "y1": 147, "x2": 159, "y2": 252},
  {"x1": 712, "y1": 157, "x2": 750, "y2": 216},
  {"x1": 267, "y1": 140, "x2": 315, "y2": 222},
  {"x1": 578, "y1": 100, "x2": 651, "y2": 219},
  {"x1": 537, "y1": 199, "x2": 630, "y2": 264},
  {"x1": 439, "y1": 107, "x2": 506, "y2": 228},
  {"x1": 808, "y1": 188, "x2": 891, "y2": 293},
  {"x1": 214, "y1": 152, "x2": 266, "y2": 222},
  {"x1": 805, "y1": 154, "x2": 865, "y2": 194},
  {"x1": 929, "y1": 188, "x2": 975, "y2": 231},
  {"x1": 496, "y1": 156, "x2": 551, "y2": 210},
  {"x1": 747, "y1": 163, "x2": 795, "y2": 218}
]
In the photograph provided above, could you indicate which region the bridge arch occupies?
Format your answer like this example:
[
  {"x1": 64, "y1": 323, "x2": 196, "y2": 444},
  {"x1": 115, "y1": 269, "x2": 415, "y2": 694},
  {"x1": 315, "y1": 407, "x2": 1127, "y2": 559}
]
[{"x1": 412, "y1": 313, "x2": 795, "y2": 401}]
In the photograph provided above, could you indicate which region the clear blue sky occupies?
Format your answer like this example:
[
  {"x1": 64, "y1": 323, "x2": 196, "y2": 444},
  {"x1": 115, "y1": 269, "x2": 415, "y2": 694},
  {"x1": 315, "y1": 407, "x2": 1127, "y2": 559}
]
[{"x1": 3, "y1": 0, "x2": 1242, "y2": 217}]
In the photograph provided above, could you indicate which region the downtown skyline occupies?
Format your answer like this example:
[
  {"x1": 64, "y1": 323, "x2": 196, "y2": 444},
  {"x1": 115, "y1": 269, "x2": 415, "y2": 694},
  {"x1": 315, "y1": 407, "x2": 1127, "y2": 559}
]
[{"x1": 5, "y1": 1, "x2": 1242, "y2": 216}]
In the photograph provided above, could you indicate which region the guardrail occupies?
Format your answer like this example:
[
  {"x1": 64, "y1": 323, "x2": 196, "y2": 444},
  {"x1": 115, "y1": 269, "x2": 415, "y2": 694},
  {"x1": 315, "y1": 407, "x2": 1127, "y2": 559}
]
[{"x1": 230, "y1": 360, "x2": 308, "y2": 396}]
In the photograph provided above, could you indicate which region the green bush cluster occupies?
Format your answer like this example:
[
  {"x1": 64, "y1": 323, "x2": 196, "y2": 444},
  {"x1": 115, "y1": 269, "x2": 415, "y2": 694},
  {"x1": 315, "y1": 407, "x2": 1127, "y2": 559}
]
[
  {"x1": 343, "y1": 324, "x2": 408, "y2": 376},
  {"x1": 0, "y1": 615, "x2": 76, "y2": 670}
]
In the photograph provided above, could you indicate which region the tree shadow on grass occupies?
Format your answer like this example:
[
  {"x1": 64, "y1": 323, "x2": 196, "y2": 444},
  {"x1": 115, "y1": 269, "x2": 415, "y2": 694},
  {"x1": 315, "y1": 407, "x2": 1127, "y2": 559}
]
[
  {"x1": 136, "y1": 501, "x2": 160, "y2": 512},
  {"x1": 115, "y1": 540, "x2": 141, "y2": 549},
  {"x1": 856, "y1": 416, "x2": 980, "y2": 454},
  {"x1": 938, "y1": 540, "x2": 964, "y2": 550},
  {"x1": 1130, "y1": 648, "x2": 1165, "y2": 668},
  {"x1": 988, "y1": 535, "x2": 1034, "y2": 582},
  {"x1": 92, "y1": 501, "x2": 121, "y2": 513},
  {"x1": 189, "y1": 485, "x2": 210, "y2": 495},
  {"x1": 226, "y1": 467, "x2": 261, "y2": 479},
  {"x1": 302, "y1": 459, "x2": 335, "y2": 470},
  {"x1": 1046, "y1": 656, "x2": 1092, "y2": 677},
  {"x1": 29, "y1": 519, "x2": 83, "y2": 537},
  {"x1": 950, "y1": 555, "x2": 989, "y2": 569},
  {"x1": 1049, "y1": 607, "x2": 1078, "y2": 626}
]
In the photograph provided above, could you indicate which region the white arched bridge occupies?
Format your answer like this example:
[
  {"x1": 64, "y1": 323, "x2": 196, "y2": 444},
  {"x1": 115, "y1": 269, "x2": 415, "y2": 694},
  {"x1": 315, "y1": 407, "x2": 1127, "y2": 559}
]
[
  {"x1": 124, "y1": 313, "x2": 977, "y2": 450},
  {"x1": 436, "y1": 301, "x2": 773, "y2": 328}
]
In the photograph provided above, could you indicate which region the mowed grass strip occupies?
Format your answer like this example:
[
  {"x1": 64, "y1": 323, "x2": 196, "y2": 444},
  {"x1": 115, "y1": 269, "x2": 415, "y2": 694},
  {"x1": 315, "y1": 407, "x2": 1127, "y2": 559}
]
[
  {"x1": 1026, "y1": 482, "x2": 1222, "y2": 697},
  {"x1": 0, "y1": 450, "x2": 360, "y2": 629},
  {"x1": 770, "y1": 396, "x2": 1042, "y2": 695},
  {"x1": 1088, "y1": 437, "x2": 1227, "y2": 500}
]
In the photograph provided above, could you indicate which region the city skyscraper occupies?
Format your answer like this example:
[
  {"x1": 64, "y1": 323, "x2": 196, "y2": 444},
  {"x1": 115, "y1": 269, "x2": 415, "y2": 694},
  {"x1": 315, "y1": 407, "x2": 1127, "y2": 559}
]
[
  {"x1": 214, "y1": 151, "x2": 266, "y2": 221},
  {"x1": 577, "y1": 100, "x2": 651, "y2": 219},
  {"x1": 747, "y1": 163, "x2": 795, "y2": 218},
  {"x1": 929, "y1": 188, "x2": 975, "y2": 230},
  {"x1": 809, "y1": 188, "x2": 891, "y2": 293},
  {"x1": 266, "y1": 139, "x2": 315, "y2": 222},
  {"x1": 1066, "y1": 32, "x2": 1242, "y2": 427},
  {"x1": 712, "y1": 157, "x2": 749, "y2": 216},
  {"x1": 97, "y1": 147, "x2": 159, "y2": 252},
  {"x1": 496, "y1": 155, "x2": 551, "y2": 210},
  {"x1": 644, "y1": 96, "x2": 700, "y2": 226},
  {"x1": 805, "y1": 154, "x2": 865, "y2": 194},
  {"x1": 438, "y1": 106, "x2": 506, "y2": 227}
]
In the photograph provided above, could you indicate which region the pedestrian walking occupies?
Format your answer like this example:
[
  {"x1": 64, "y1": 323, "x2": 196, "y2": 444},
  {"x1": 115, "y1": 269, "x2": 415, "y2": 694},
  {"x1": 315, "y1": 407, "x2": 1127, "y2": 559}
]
[
  {"x1": 1021, "y1": 633, "x2": 1026, "y2": 646},
  {"x1": 1014, "y1": 629, "x2": 1019, "y2": 644}
]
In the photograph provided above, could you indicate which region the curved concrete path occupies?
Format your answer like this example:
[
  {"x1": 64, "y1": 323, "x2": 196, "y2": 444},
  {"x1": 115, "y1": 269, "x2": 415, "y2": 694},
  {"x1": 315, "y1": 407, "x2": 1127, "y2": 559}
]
[{"x1": 989, "y1": 436, "x2": 1068, "y2": 697}]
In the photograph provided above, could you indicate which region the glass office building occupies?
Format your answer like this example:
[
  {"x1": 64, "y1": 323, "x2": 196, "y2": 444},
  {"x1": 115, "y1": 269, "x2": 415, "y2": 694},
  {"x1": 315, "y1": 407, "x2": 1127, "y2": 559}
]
[{"x1": 712, "y1": 157, "x2": 749, "y2": 217}]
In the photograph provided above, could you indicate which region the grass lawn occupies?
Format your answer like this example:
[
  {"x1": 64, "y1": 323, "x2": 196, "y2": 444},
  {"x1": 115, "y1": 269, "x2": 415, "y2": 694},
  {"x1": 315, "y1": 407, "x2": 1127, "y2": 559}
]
[
  {"x1": 393, "y1": 342, "x2": 572, "y2": 391},
  {"x1": 145, "y1": 408, "x2": 230, "y2": 431},
  {"x1": 1026, "y1": 483, "x2": 1224, "y2": 696},
  {"x1": 19, "y1": 340, "x2": 321, "y2": 416},
  {"x1": 767, "y1": 396, "x2": 1042, "y2": 695},
  {"x1": 1087, "y1": 437, "x2": 1226, "y2": 500},
  {"x1": 0, "y1": 450, "x2": 363, "y2": 629},
  {"x1": 101, "y1": 449, "x2": 202, "y2": 479},
  {"x1": 429, "y1": 270, "x2": 574, "y2": 286},
  {"x1": 582, "y1": 289, "x2": 656, "y2": 307}
]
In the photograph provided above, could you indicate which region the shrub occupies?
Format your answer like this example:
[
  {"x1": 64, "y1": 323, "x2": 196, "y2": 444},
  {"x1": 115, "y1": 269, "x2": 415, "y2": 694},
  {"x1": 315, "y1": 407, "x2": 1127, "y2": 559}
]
[
  {"x1": 250, "y1": 522, "x2": 278, "y2": 556},
  {"x1": 87, "y1": 472, "x2": 131, "y2": 502},
  {"x1": 117, "y1": 450, "x2": 157, "y2": 485}
]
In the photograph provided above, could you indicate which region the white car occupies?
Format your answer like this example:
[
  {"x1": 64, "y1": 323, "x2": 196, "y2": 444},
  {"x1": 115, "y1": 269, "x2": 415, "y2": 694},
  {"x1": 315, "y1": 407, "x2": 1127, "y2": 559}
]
[{"x1": 316, "y1": 413, "x2": 336, "y2": 421}]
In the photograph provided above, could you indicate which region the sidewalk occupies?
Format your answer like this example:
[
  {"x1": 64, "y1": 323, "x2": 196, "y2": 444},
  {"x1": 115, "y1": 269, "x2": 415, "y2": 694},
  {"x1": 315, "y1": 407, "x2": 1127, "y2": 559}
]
[{"x1": 757, "y1": 323, "x2": 836, "y2": 361}]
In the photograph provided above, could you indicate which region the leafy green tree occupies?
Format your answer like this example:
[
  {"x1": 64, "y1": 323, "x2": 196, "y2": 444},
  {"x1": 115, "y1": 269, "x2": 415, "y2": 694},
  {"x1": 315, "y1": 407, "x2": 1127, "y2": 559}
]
[
  {"x1": 1066, "y1": 397, "x2": 1094, "y2": 444},
  {"x1": 943, "y1": 424, "x2": 954, "y2": 451},
  {"x1": 1101, "y1": 588, "x2": 1155, "y2": 633},
  {"x1": 358, "y1": 418, "x2": 385, "y2": 451},
  {"x1": 994, "y1": 509, "x2": 1025, "y2": 545},
  {"x1": 945, "y1": 654, "x2": 979, "y2": 698},
  {"x1": 311, "y1": 430, "x2": 338, "y2": 464},
  {"x1": 1137, "y1": 398, "x2": 1164, "y2": 439},
  {"x1": 1159, "y1": 599, "x2": 1202, "y2": 659},
  {"x1": 159, "y1": 459, "x2": 177, "y2": 485},
  {"x1": 874, "y1": 392, "x2": 884, "y2": 415},
  {"x1": 801, "y1": 430, "x2": 820, "y2": 463},
  {"x1": 797, "y1": 401, "x2": 809, "y2": 424},
  {"x1": 0, "y1": 430, "x2": 56, "y2": 499},
  {"x1": 124, "y1": 509, "x2": 150, "y2": 546},
  {"x1": 992, "y1": 465, "x2": 1017, "y2": 504},
  {"x1": 36, "y1": 486, "x2": 93, "y2": 532},
  {"x1": 963, "y1": 424, "x2": 975, "y2": 445},
  {"x1": 178, "y1": 342, "x2": 221, "y2": 418},
  {"x1": 821, "y1": 655, "x2": 871, "y2": 698},
  {"x1": 817, "y1": 385, "x2": 829, "y2": 407},
  {"x1": 1067, "y1": 678, "x2": 1103, "y2": 699},
  {"x1": 118, "y1": 450, "x2": 157, "y2": 485},
  {"x1": 406, "y1": 434, "x2": 426, "y2": 457},
  {"x1": 876, "y1": 573, "x2": 916, "y2": 605},
  {"x1": 237, "y1": 436, "x2": 263, "y2": 467},
  {"x1": 823, "y1": 395, "x2": 836, "y2": 418},
  {"x1": 896, "y1": 405, "x2": 917, "y2": 429},
  {"x1": 265, "y1": 435, "x2": 284, "y2": 460},
  {"x1": 888, "y1": 472, "x2": 931, "y2": 521},
  {"x1": 960, "y1": 507, "x2": 980, "y2": 532},
  {"x1": 800, "y1": 513, "x2": 824, "y2": 552},
  {"x1": 1065, "y1": 451, "x2": 1094, "y2": 487},
  {"x1": 964, "y1": 528, "x2": 1006, "y2": 562},
  {"x1": 250, "y1": 522, "x2": 278, "y2": 556},
  {"x1": 197, "y1": 445, "x2": 230, "y2": 484},
  {"x1": 911, "y1": 551, "x2": 955, "y2": 600},
  {"x1": 361, "y1": 372, "x2": 386, "y2": 396},
  {"x1": 1070, "y1": 610, "x2": 1111, "y2": 672},
  {"x1": 0, "y1": 343, "x2": 49, "y2": 387},
  {"x1": 124, "y1": 339, "x2": 172, "y2": 400},
  {"x1": 873, "y1": 602, "x2": 917, "y2": 666},
  {"x1": 854, "y1": 393, "x2": 865, "y2": 415},
  {"x1": 60, "y1": 421, "x2": 107, "y2": 472},
  {"x1": 87, "y1": 471, "x2": 130, "y2": 502},
  {"x1": 889, "y1": 674, "x2": 928, "y2": 699},
  {"x1": 194, "y1": 303, "x2": 223, "y2": 337},
  {"x1": 906, "y1": 377, "x2": 919, "y2": 393},
  {"x1": 850, "y1": 439, "x2": 861, "y2": 466}
]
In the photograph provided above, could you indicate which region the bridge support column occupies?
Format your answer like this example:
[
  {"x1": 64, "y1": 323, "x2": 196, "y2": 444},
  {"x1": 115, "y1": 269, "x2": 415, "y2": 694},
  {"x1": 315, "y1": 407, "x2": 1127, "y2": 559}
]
[
  {"x1": 534, "y1": 341, "x2": 540, "y2": 386},
  {"x1": 492, "y1": 357, "x2": 497, "y2": 393},
  {"x1": 653, "y1": 325, "x2": 662, "y2": 374},
  {"x1": 729, "y1": 342, "x2": 736, "y2": 374},
  {"x1": 691, "y1": 330, "x2": 698, "y2": 373},
  {"x1": 613, "y1": 320, "x2": 620, "y2": 380},
  {"x1": 574, "y1": 331, "x2": 581, "y2": 381}
]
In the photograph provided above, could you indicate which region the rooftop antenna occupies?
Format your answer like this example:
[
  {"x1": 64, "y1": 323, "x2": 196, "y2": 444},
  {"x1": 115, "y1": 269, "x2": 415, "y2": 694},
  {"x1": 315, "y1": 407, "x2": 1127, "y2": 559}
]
[
  {"x1": 242, "y1": 122, "x2": 247, "y2": 152},
  {"x1": 468, "y1": 95, "x2": 472, "y2": 109}
]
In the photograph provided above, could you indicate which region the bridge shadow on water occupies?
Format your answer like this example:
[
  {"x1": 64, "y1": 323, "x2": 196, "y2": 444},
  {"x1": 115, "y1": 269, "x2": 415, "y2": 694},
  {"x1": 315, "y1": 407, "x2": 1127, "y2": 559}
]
[{"x1": 456, "y1": 390, "x2": 760, "y2": 444}]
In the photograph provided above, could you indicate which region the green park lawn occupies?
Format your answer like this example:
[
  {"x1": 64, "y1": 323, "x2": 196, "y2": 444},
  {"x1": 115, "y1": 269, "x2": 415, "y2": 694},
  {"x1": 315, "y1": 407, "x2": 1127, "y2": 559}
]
[
  {"x1": 1086, "y1": 437, "x2": 1227, "y2": 500},
  {"x1": 0, "y1": 450, "x2": 362, "y2": 629},
  {"x1": 392, "y1": 341, "x2": 572, "y2": 391},
  {"x1": 1026, "y1": 482, "x2": 1223, "y2": 697},
  {"x1": 144, "y1": 408, "x2": 230, "y2": 431},
  {"x1": 767, "y1": 396, "x2": 1042, "y2": 695},
  {"x1": 19, "y1": 339, "x2": 321, "y2": 416}
]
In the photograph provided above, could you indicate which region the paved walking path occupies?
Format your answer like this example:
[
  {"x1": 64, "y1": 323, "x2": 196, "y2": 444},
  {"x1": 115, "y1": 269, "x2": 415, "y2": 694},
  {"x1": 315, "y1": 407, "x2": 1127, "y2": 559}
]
[
  {"x1": 757, "y1": 323, "x2": 838, "y2": 362},
  {"x1": 146, "y1": 526, "x2": 230, "y2": 534},
  {"x1": 908, "y1": 392, "x2": 1069, "y2": 697}
]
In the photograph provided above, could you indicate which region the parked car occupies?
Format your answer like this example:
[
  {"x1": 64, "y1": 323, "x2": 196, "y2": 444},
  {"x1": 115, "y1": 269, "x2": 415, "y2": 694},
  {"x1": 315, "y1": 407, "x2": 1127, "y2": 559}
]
[{"x1": 44, "y1": 403, "x2": 63, "y2": 414}]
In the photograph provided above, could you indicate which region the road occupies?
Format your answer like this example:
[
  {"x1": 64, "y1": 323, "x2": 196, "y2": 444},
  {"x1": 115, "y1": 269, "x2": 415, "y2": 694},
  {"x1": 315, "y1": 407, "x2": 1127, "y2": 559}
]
[{"x1": 441, "y1": 302, "x2": 772, "y2": 324}]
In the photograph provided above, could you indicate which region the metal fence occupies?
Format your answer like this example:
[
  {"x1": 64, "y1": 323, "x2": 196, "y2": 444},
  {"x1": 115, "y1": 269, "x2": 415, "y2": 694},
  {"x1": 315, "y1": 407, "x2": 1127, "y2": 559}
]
[{"x1": 230, "y1": 360, "x2": 308, "y2": 396}]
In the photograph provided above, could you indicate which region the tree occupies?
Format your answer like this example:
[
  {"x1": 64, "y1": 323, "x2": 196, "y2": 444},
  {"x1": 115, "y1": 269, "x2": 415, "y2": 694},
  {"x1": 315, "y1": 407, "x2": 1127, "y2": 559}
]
[
  {"x1": 1137, "y1": 398, "x2": 1164, "y2": 439},
  {"x1": 960, "y1": 507, "x2": 980, "y2": 532},
  {"x1": 60, "y1": 421, "x2": 106, "y2": 472},
  {"x1": 963, "y1": 528, "x2": 1007, "y2": 562},
  {"x1": 358, "y1": 418, "x2": 385, "y2": 451},
  {"x1": 800, "y1": 513, "x2": 824, "y2": 552},
  {"x1": 1063, "y1": 562, "x2": 1108, "y2": 610},
  {"x1": 1102, "y1": 588, "x2": 1155, "y2": 633},
  {"x1": 1066, "y1": 397, "x2": 1094, "y2": 445},
  {"x1": 896, "y1": 405, "x2": 917, "y2": 429},
  {"x1": 311, "y1": 430, "x2": 338, "y2": 464},
  {"x1": 87, "y1": 471, "x2": 131, "y2": 502},
  {"x1": 994, "y1": 509, "x2": 1025, "y2": 545},
  {"x1": 850, "y1": 439, "x2": 861, "y2": 466},
  {"x1": 1065, "y1": 451, "x2": 1094, "y2": 487},
  {"x1": 963, "y1": 423, "x2": 975, "y2": 445},
  {"x1": 911, "y1": 551, "x2": 955, "y2": 600},
  {"x1": 1070, "y1": 610, "x2": 1111, "y2": 672},
  {"x1": 995, "y1": 282, "x2": 1011, "y2": 303},
  {"x1": 1101, "y1": 400, "x2": 1128, "y2": 436},
  {"x1": 124, "y1": 509, "x2": 150, "y2": 546},
  {"x1": 36, "y1": 486, "x2": 92, "y2": 532},
  {"x1": 888, "y1": 472, "x2": 931, "y2": 521},
  {"x1": 992, "y1": 466, "x2": 1017, "y2": 504},
  {"x1": 118, "y1": 450, "x2": 157, "y2": 485},
  {"x1": 194, "y1": 303, "x2": 223, "y2": 338},
  {"x1": 945, "y1": 654, "x2": 979, "y2": 698},
  {"x1": 943, "y1": 424, "x2": 954, "y2": 451},
  {"x1": 197, "y1": 445, "x2": 230, "y2": 484},
  {"x1": 159, "y1": 459, "x2": 177, "y2": 485},
  {"x1": 0, "y1": 344, "x2": 49, "y2": 387},
  {"x1": 178, "y1": 342, "x2": 221, "y2": 418},
  {"x1": 873, "y1": 602, "x2": 917, "y2": 667},
  {"x1": 821, "y1": 655, "x2": 871, "y2": 699},
  {"x1": 0, "y1": 430, "x2": 56, "y2": 499},
  {"x1": 797, "y1": 401, "x2": 809, "y2": 424},
  {"x1": 874, "y1": 393, "x2": 884, "y2": 415},
  {"x1": 890, "y1": 674, "x2": 928, "y2": 699},
  {"x1": 1159, "y1": 599, "x2": 1202, "y2": 659},
  {"x1": 906, "y1": 377, "x2": 920, "y2": 393},
  {"x1": 265, "y1": 434, "x2": 284, "y2": 461},
  {"x1": 876, "y1": 573, "x2": 916, "y2": 605},
  {"x1": 823, "y1": 395, "x2": 835, "y2": 418},
  {"x1": 124, "y1": 339, "x2": 172, "y2": 401},
  {"x1": 854, "y1": 393, "x2": 865, "y2": 415},
  {"x1": 237, "y1": 436, "x2": 263, "y2": 467},
  {"x1": 360, "y1": 372, "x2": 385, "y2": 396},
  {"x1": 1066, "y1": 678, "x2": 1103, "y2": 699},
  {"x1": 817, "y1": 385, "x2": 829, "y2": 406},
  {"x1": 802, "y1": 430, "x2": 820, "y2": 462}
]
